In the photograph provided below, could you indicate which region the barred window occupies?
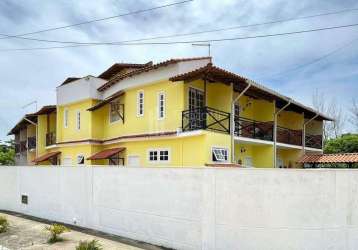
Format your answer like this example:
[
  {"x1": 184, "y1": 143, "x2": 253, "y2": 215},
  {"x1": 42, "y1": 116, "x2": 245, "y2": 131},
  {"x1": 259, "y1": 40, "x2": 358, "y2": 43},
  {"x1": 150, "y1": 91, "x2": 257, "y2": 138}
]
[
  {"x1": 212, "y1": 147, "x2": 228, "y2": 162},
  {"x1": 137, "y1": 91, "x2": 144, "y2": 116},
  {"x1": 158, "y1": 92, "x2": 165, "y2": 119},
  {"x1": 110, "y1": 101, "x2": 120, "y2": 123}
]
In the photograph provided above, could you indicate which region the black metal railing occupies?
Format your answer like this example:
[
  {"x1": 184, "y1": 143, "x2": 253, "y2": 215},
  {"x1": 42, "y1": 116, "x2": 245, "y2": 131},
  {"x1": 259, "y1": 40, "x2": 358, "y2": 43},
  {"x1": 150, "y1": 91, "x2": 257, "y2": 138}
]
[
  {"x1": 182, "y1": 106, "x2": 230, "y2": 134},
  {"x1": 305, "y1": 134, "x2": 323, "y2": 149},
  {"x1": 235, "y1": 117, "x2": 273, "y2": 141},
  {"x1": 46, "y1": 132, "x2": 56, "y2": 146},
  {"x1": 277, "y1": 126, "x2": 302, "y2": 146},
  {"x1": 27, "y1": 136, "x2": 36, "y2": 150}
]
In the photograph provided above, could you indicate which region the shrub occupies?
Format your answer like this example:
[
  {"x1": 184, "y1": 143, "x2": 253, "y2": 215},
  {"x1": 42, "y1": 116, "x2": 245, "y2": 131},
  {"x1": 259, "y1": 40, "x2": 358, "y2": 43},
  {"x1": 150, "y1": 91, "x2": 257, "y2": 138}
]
[
  {"x1": 0, "y1": 216, "x2": 9, "y2": 233},
  {"x1": 76, "y1": 240, "x2": 103, "y2": 250},
  {"x1": 44, "y1": 223, "x2": 70, "y2": 243}
]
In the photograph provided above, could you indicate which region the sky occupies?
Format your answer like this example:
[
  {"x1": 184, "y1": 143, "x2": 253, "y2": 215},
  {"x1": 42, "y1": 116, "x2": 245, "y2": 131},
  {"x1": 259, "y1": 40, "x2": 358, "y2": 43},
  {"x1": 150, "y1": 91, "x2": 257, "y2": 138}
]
[{"x1": 0, "y1": 0, "x2": 357, "y2": 140}]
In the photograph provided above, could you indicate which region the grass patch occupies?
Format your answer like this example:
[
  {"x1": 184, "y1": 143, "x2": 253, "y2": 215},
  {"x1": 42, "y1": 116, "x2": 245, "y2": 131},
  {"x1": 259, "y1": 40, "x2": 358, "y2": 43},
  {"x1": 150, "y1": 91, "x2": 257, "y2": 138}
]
[
  {"x1": 44, "y1": 223, "x2": 70, "y2": 244},
  {"x1": 76, "y1": 239, "x2": 103, "y2": 250},
  {"x1": 0, "y1": 216, "x2": 9, "y2": 233}
]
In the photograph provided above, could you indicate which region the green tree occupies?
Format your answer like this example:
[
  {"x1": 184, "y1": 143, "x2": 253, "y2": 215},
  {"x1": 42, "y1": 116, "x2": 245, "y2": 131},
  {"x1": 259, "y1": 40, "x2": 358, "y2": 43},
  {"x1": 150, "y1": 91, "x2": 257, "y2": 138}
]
[
  {"x1": 0, "y1": 139, "x2": 15, "y2": 165},
  {"x1": 324, "y1": 134, "x2": 358, "y2": 154}
]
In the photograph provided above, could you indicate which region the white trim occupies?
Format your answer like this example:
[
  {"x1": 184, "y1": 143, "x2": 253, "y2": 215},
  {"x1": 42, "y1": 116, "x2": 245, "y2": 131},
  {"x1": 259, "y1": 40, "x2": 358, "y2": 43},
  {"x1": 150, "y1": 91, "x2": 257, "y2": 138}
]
[
  {"x1": 235, "y1": 136, "x2": 274, "y2": 146},
  {"x1": 45, "y1": 144, "x2": 58, "y2": 149},
  {"x1": 64, "y1": 108, "x2": 69, "y2": 128},
  {"x1": 276, "y1": 142, "x2": 302, "y2": 150},
  {"x1": 157, "y1": 91, "x2": 165, "y2": 120},
  {"x1": 304, "y1": 146, "x2": 323, "y2": 152},
  {"x1": 211, "y1": 146, "x2": 229, "y2": 163},
  {"x1": 76, "y1": 110, "x2": 81, "y2": 131},
  {"x1": 177, "y1": 130, "x2": 205, "y2": 137},
  {"x1": 136, "y1": 90, "x2": 144, "y2": 117},
  {"x1": 147, "y1": 148, "x2": 171, "y2": 163},
  {"x1": 109, "y1": 99, "x2": 121, "y2": 124}
]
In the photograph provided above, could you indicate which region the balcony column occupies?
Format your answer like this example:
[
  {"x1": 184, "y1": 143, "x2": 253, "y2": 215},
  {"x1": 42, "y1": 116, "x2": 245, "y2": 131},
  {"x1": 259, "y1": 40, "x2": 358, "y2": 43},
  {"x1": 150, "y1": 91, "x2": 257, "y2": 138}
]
[
  {"x1": 273, "y1": 101, "x2": 291, "y2": 168},
  {"x1": 302, "y1": 113, "x2": 319, "y2": 153},
  {"x1": 230, "y1": 81, "x2": 251, "y2": 163},
  {"x1": 24, "y1": 117, "x2": 38, "y2": 157}
]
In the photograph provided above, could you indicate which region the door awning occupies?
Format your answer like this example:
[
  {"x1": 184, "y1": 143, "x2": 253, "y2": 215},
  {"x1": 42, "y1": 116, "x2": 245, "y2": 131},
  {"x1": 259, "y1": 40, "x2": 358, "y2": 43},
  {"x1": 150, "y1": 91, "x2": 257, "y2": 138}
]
[
  {"x1": 87, "y1": 148, "x2": 125, "y2": 160},
  {"x1": 33, "y1": 151, "x2": 61, "y2": 163}
]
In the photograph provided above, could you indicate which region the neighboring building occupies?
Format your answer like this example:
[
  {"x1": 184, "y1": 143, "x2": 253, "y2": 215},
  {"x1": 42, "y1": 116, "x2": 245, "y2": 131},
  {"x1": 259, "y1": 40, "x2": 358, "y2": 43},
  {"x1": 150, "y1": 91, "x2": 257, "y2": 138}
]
[{"x1": 8, "y1": 57, "x2": 332, "y2": 167}]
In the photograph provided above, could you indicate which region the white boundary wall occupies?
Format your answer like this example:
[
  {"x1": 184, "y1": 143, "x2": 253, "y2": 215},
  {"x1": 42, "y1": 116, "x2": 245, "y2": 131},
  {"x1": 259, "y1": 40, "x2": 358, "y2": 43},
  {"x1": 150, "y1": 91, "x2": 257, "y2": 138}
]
[{"x1": 1, "y1": 166, "x2": 358, "y2": 250}]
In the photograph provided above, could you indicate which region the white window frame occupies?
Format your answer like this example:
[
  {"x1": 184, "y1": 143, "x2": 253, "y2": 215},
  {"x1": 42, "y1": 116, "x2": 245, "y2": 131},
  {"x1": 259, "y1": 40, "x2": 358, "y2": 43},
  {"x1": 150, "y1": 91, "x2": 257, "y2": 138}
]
[
  {"x1": 76, "y1": 110, "x2": 81, "y2": 130},
  {"x1": 157, "y1": 91, "x2": 166, "y2": 120},
  {"x1": 137, "y1": 90, "x2": 144, "y2": 117},
  {"x1": 109, "y1": 100, "x2": 121, "y2": 124},
  {"x1": 64, "y1": 108, "x2": 69, "y2": 128},
  {"x1": 211, "y1": 146, "x2": 229, "y2": 163},
  {"x1": 147, "y1": 148, "x2": 170, "y2": 163},
  {"x1": 77, "y1": 154, "x2": 85, "y2": 165}
]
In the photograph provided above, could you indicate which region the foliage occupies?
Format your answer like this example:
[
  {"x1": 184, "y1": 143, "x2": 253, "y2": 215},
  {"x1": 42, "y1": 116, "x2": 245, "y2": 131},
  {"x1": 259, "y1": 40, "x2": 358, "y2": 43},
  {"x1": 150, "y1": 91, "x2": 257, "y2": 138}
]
[
  {"x1": 0, "y1": 216, "x2": 9, "y2": 233},
  {"x1": 324, "y1": 134, "x2": 358, "y2": 154},
  {"x1": 44, "y1": 224, "x2": 70, "y2": 243},
  {"x1": 76, "y1": 240, "x2": 103, "y2": 250},
  {"x1": 0, "y1": 140, "x2": 15, "y2": 165}
]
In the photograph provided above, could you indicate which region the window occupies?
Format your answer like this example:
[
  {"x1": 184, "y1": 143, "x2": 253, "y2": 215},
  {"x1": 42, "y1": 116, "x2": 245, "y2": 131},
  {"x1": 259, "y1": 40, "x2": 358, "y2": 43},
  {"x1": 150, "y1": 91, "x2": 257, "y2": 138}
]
[
  {"x1": 77, "y1": 154, "x2": 84, "y2": 165},
  {"x1": 158, "y1": 92, "x2": 165, "y2": 119},
  {"x1": 110, "y1": 101, "x2": 120, "y2": 123},
  {"x1": 64, "y1": 109, "x2": 69, "y2": 128},
  {"x1": 148, "y1": 149, "x2": 170, "y2": 162},
  {"x1": 212, "y1": 147, "x2": 228, "y2": 162},
  {"x1": 76, "y1": 111, "x2": 81, "y2": 130},
  {"x1": 137, "y1": 90, "x2": 144, "y2": 116}
]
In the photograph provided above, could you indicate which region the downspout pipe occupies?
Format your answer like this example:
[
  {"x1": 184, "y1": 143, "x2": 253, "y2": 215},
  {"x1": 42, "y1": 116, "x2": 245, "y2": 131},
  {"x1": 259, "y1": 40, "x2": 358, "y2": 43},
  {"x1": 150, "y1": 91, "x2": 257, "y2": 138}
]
[
  {"x1": 231, "y1": 82, "x2": 251, "y2": 163},
  {"x1": 302, "y1": 113, "x2": 319, "y2": 152},
  {"x1": 24, "y1": 117, "x2": 38, "y2": 158},
  {"x1": 273, "y1": 101, "x2": 291, "y2": 168}
]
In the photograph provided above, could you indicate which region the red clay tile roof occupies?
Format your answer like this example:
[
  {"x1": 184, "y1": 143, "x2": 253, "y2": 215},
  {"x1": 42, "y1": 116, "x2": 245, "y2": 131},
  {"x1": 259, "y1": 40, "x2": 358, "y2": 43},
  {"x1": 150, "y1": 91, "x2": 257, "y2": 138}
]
[
  {"x1": 87, "y1": 148, "x2": 125, "y2": 160},
  {"x1": 298, "y1": 153, "x2": 358, "y2": 163},
  {"x1": 97, "y1": 57, "x2": 212, "y2": 91},
  {"x1": 98, "y1": 62, "x2": 152, "y2": 80},
  {"x1": 32, "y1": 105, "x2": 56, "y2": 115},
  {"x1": 33, "y1": 151, "x2": 61, "y2": 163}
]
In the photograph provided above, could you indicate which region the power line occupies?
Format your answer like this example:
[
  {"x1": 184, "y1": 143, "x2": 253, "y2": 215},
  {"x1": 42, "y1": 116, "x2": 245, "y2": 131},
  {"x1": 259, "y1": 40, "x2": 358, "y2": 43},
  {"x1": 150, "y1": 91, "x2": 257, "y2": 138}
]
[
  {"x1": 1, "y1": 6, "x2": 358, "y2": 45},
  {"x1": 0, "y1": 0, "x2": 193, "y2": 40},
  {"x1": 258, "y1": 36, "x2": 358, "y2": 79},
  {"x1": 1, "y1": 22, "x2": 358, "y2": 51}
]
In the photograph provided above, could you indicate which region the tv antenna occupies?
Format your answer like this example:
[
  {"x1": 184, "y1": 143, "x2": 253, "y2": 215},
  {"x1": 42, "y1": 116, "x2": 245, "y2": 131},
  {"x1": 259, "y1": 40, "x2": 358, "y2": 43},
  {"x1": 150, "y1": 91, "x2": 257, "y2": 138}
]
[
  {"x1": 192, "y1": 43, "x2": 211, "y2": 60},
  {"x1": 22, "y1": 100, "x2": 37, "y2": 112}
]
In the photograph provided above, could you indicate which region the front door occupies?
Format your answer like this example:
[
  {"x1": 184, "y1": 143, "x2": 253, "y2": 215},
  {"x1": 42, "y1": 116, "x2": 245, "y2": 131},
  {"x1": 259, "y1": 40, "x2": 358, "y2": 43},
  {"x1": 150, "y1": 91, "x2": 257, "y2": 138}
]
[
  {"x1": 244, "y1": 156, "x2": 253, "y2": 168},
  {"x1": 188, "y1": 88, "x2": 205, "y2": 129}
]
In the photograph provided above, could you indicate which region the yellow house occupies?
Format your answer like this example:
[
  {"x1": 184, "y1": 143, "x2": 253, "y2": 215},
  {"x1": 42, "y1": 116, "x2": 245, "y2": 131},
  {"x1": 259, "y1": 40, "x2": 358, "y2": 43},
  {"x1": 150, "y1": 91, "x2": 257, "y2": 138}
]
[{"x1": 8, "y1": 57, "x2": 332, "y2": 168}]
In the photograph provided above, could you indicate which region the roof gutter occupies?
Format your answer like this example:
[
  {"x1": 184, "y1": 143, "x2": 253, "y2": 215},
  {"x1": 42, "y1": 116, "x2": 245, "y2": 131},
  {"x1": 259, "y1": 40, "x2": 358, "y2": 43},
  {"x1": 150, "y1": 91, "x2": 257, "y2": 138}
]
[{"x1": 231, "y1": 82, "x2": 251, "y2": 163}]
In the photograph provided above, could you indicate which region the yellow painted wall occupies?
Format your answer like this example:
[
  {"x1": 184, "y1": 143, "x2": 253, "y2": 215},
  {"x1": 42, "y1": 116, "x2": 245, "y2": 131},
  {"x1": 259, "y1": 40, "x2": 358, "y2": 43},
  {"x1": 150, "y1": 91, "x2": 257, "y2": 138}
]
[
  {"x1": 57, "y1": 99, "x2": 94, "y2": 142},
  {"x1": 37, "y1": 114, "x2": 48, "y2": 155},
  {"x1": 277, "y1": 148, "x2": 303, "y2": 168},
  {"x1": 235, "y1": 143, "x2": 274, "y2": 168},
  {"x1": 305, "y1": 119, "x2": 323, "y2": 135},
  {"x1": 277, "y1": 110, "x2": 304, "y2": 130},
  {"x1": 236, "y1": 96, "x2": 274, "y2": 122},
  {"x1": 92, "y1": 80, "x2": 185, "y2": 141},
  {"x1": 59, "y1": 144, "x2": 97, "y2": 166}
]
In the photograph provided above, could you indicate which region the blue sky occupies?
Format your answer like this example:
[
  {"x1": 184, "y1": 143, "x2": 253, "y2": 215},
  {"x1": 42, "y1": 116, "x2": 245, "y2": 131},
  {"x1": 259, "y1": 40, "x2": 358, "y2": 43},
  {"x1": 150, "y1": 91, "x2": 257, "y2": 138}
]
[{"x1": 0, "y1": 0, "x2": 357, "y2": 140}]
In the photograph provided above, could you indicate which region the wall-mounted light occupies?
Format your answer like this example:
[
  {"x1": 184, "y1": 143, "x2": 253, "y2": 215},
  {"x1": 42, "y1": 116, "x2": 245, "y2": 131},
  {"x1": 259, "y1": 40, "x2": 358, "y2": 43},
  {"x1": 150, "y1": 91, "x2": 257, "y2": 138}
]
[{"x1": 240, "y1": 147, "x2": 246, "y2": 153}]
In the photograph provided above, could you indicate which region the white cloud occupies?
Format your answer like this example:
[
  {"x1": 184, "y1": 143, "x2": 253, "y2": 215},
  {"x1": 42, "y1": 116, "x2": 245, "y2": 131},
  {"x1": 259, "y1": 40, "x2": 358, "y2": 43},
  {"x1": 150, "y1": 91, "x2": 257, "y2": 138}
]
[{"x1": 1, "y1": 0, "x2": 357, "y2": 139}]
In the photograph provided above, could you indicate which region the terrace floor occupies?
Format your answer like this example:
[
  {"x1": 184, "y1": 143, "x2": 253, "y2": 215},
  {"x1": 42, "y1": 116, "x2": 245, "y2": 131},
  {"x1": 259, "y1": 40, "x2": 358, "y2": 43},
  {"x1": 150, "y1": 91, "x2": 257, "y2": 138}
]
[{"x1": 0, "y1": 212, "x2": 166, "y2": 250}]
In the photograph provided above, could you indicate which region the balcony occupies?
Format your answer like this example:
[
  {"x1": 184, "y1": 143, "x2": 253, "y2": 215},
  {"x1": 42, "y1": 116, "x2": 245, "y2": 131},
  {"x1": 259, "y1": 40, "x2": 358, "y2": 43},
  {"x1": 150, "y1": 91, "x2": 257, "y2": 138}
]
[
  {"x1": 305, "y1": 134, "x2": 323, "y2": 149},
  {"x1": 235, "y1": 117, "x2": 273, "y2": 141},
  {"x1": 182, "y1": 106, "x2": 230, "y2": 134},
  {"x1": 27, "y1": 136, "x2": 36, "y2": 150},
  {"x1": 277, "y1": 127, "x2": 302, "y2": 146},
  {"x1": 46, "y1": 132, "x2": 56, "y2": 146}
]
